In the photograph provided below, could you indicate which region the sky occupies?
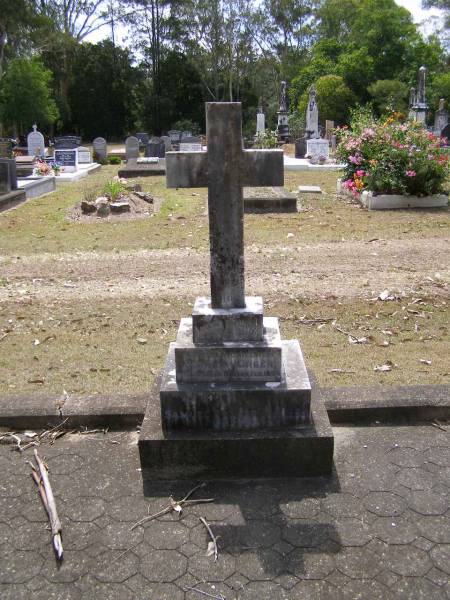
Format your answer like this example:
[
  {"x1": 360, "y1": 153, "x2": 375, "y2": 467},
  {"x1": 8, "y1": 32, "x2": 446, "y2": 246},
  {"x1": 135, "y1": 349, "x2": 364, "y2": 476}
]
[{"x1": 87, "y1": 0, "x2": 445, "y2": 45}]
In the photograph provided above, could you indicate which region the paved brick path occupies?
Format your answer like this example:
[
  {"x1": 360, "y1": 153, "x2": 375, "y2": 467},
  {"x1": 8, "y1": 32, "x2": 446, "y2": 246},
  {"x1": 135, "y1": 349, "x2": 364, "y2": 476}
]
[{"x1": 0, "y1": 425, "x2": 449, "y2": 599}]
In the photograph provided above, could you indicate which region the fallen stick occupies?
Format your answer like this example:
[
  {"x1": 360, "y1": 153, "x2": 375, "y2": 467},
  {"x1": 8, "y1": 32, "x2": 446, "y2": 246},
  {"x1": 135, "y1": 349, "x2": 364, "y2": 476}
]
[
  {"x1": 200, "y1": 516, "x2": 219, "y2": 561},
  {"x1": 184, "y1": 586, "x2": 226, "y2": 600},
  {"x1": 32, "y1": 450, "x2": 63, "y2": 559},
  {"x1": 130, "y1": 482, "x2": 215, "y2": 530}
]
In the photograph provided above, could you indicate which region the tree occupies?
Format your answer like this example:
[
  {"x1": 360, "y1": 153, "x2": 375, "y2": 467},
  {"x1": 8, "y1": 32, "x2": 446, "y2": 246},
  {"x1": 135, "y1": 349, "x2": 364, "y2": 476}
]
[
  {"x1": 0, "y1": 58, "x2": 59, "y2": 134},
  {"x1": 368, "y1": 79, "x2": 409, "y2": 114},
  {"x1": 68, "y1": 40, "x2": 141, "y2": 139},
  {"x1": 428, "y1": 71, "x2": 450, "y2": 109},
  {"x1": 297, "y1": 74, "x2": 356, "y2": 124},
  {"x1": 422, "y1": 0, "x2": 450, "y2": 28}
]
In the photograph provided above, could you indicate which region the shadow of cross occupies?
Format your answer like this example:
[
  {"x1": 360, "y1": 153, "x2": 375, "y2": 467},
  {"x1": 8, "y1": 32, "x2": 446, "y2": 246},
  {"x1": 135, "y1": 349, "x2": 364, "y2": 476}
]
[
  {"x1": 143, "y1": 474, "x2": 342, "y2": 579},
  {"x1": 166, "y1": 102, "x2": 284, "y2": 309}
]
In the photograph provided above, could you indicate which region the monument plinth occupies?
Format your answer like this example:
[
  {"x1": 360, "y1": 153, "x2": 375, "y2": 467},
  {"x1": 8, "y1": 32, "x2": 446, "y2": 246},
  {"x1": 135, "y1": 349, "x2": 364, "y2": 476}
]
[{"x1": 139, "y1": 103, "x2": 333, "y2": 479}]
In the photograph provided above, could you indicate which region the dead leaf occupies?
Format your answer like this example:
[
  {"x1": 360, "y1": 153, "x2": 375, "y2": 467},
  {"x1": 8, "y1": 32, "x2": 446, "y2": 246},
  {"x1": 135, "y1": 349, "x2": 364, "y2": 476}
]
[
  {"x1": 419, "y1": 359, "x2": 432, "y2": 365},
  {"x1": 28, "y1": 377, "x2": 44, "y2": 384},
  {"x1": 328, "y1": 369, "x2": 356, "y2": 374},
  {"x1": 137, "y1": 337, "x2": 147, "y2": 344},
  {"x1": 378, "y1": 290, "x2": 394, "y2": 301},
  {"x1": 348, "y1": 335, "x2": 368, "y2": 344}
]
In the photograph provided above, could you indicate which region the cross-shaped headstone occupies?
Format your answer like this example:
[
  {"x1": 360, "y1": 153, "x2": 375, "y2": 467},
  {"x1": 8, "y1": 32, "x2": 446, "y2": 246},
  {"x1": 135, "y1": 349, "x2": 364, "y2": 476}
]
[{"x1": 166, "y1": 102, "x2": 283, "y2": 309}]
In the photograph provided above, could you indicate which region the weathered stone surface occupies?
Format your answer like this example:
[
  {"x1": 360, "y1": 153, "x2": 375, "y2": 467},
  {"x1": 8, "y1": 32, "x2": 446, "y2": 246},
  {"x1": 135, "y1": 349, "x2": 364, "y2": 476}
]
[
  {"x1": 110, "y1": 201, "x2": 130, "y2": 213},
  {"x1": 243, "y1": 187, "x2": 297, "y2": 213},
  {"x1": 174, "y1": 317, "x2": 282, "y2": 384},
  {"x1": 80, "y1": 201, "x2": 96, "y2": 214},
  {"x1": 118, "y1": 159, "x2": 166, "y2": 178},
  {"x1": 192, "y1": 296, "x2": 264, "y2": 344},
  {"x1": 159, "y1": 339, "x2": 311, "y2": 432}
]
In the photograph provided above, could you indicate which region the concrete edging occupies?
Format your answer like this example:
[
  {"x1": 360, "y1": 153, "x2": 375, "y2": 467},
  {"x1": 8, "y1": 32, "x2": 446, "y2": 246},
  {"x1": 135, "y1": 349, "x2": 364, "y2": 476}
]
[{"x1": 0, "y1": 384, "x2": 448, "y2": 430}]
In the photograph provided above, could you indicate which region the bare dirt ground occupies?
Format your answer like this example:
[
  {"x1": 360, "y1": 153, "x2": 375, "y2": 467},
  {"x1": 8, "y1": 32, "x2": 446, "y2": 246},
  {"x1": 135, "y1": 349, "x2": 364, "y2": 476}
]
[{"x1": 0, "y1": 237, "x2": 448, "y2": 303}]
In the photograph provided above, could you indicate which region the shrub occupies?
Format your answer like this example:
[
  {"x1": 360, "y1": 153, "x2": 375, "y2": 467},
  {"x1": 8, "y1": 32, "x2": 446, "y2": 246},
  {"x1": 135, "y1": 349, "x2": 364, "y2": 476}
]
[
  {"x1": 297, "y1": 75, "x2": 356, "y2": 125},
  {"x1": 108, "y1": 156, "x2": 121, "y2": 165},
  {"x1": 253, "y1": 129, "x2": 278, "y2": 149},
  {"x1": 172, "y1": 118, "x2": 201, "y2": 136},
  {"x1": 336, "y1": 112, "x2": 449, "y2": 196}
]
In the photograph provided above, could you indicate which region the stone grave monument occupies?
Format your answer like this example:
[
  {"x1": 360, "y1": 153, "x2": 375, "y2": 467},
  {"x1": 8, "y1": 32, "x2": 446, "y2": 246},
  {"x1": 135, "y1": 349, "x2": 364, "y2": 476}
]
[
  {"x1": 0, "y1": 138, "x2": 13, "y2": 159},
  {"x1": 256, "y1": 98, "x2": 265, "y2": 134},
  {"x1": 54, "y1": 135, "x2": 82, "y2": 149},
  {"x1": 0, "y1": 158, "x2": 26, "y2": 211},
  {"x1": 93, "y1": 137, "x2": 107, "y2": 162},
  {"x1": 77, "y1": 146, "x2": 92, "y2": 164},
  {"x1": 135, "y1": 132, "x2": 149, "y2": 147},
  {"x1": 27, "y1": 124, "x2": 45, "y2": 157},
  {"x1": 139, "y1": 102, "x2": 333, "y2": 479},
  {"x1": 161, "y1": 136, "x2": 172, "y2": 151},
  {"x1": 306, "y1": 85, "x2": 319, "y2": 139},
  {"x1": 409, "y1": 66, "x2": 428, "y2": 124},
  {"x1": 145, "y1": 137, "x2": 166, "y2": 158},
  {"x1": 276, "y1": 81, "x2": 290, "y2": 142},
  {"x1": 434, "y1": 99, "x2": 448, "y2": 137},
  {"x1": 179, "y1": 136, "x2": 202, "y2": 152},
  {"x1": 125, "y1": 136, "x2": 140, "y2": 160}
]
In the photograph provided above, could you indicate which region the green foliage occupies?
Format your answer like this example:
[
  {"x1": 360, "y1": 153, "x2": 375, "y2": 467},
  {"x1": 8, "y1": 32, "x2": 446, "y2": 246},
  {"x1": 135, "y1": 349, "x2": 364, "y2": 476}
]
[
  {"x1": 108, "y1": 156, "x2": 122, "y2": 165},
  {"x1": 0, "y1": 57, "x2": 59, "y2": 132},
  {"x1": 368, "y1": 80, "x2": 409, "y2": 115},
  {"x1": 428, "y1": 71, "x2": 450, "y2": 110},
  {"x1": 103, "y1": 178, "x2": 126, "y2": 201},
  {"x1": 298, "y1": 75, "x2": 356, "y2": 124},
  {"x1": 337, "y1": 115, "x2": 449, "y2": 195},
  {"x1": 253, "y1": 129, "x2": 278, "y2": 148},
  {"x1": 172, "y1": 118, "x2": 201, "y2": 136},
  {"x1": 288, "y1": 111, "x2": 305, "y2": 139}
]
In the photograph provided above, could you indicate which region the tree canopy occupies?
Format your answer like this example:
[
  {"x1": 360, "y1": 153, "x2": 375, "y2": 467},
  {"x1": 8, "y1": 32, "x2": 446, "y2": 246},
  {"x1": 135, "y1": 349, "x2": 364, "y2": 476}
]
[{"x1": 0, "y1": 0, "x2": 447, "y2": 138}]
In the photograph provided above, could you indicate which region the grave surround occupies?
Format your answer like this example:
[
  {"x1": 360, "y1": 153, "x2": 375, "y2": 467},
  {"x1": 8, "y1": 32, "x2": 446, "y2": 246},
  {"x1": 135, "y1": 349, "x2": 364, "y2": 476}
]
[{"x1": 139, "y1": 103, "x2": 334, "y2": 478}]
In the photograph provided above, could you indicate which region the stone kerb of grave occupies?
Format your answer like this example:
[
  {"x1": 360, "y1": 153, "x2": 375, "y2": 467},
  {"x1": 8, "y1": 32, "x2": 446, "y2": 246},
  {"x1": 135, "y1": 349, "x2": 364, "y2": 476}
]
[{"x1": 139, "y1": 102, "x2": 334, "y2": 479}]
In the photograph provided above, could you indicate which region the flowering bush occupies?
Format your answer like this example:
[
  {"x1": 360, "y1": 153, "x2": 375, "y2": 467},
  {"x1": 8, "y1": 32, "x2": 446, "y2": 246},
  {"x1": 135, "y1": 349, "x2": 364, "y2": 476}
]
[
  {"x1": 34, "y1": 160, "x2": 53, "y2": 176},
  {"x1": 336, "y1": 109, "x2": 449, "y2": 197}
]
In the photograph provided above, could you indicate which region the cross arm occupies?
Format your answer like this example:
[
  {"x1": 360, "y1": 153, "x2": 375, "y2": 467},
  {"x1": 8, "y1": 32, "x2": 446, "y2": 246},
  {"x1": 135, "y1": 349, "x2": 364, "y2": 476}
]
[
  {"x1": 241, "y1": 149, "x2": 284, "y2": 187},
  {"x1": 166, "y1": 151, "x2": 208, "y2": 188}
]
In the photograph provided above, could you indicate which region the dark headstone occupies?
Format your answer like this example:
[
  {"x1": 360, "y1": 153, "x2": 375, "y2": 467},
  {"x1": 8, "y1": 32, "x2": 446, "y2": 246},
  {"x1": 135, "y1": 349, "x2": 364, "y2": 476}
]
[
  {"x1": 441, "y1": 123, "x2": 450, "y2": 143},
  {"x1": 135, "y1": 132, "x2": 149, "y2": 147},
  {"x1": 168, "y1": 130, "x2": 182, "y2": 144},
  {"x1": 0, "y1": 159, "x2": 18, "y2": 193},
  {"x1": 54, "y1": 135, "x2": 82, "y2": 149},
  {"x1": 145, "y1": 138, "x2": 166, "y2": 158},
  {"x1": 295, "y1": 137, "x2": 307, "y2": 158}
]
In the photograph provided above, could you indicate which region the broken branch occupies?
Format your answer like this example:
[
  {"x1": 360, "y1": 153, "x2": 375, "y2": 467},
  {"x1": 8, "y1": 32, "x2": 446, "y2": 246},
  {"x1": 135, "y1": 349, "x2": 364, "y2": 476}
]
[{"x1": 200, "y1": 516, "x2": 219, "y2": 561}]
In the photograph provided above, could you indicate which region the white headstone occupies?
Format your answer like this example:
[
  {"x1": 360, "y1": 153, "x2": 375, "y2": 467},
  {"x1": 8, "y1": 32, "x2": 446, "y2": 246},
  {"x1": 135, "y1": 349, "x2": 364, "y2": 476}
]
[
  {"x1": 179, "y1": 142, "x2": 202, "y2": 152},
  {"x1": 306, "y1": 138, "x2": 329, "y2": 161},
  {"x1": 93, "y1": 137, "x2": 107, "y2": 161},
  {"x1": 27, "y1": 124, "x2": 45, "y2": 157},
  {"x1": 306, "y1": 86, "x2": 319, "y2": 139},
  {"x1": 125, "y1": 136, "x2": 140, "y2": 159},
  {"x1": 77, "y1": 146, "x2": 92, "y2": 164},
  {"x1": 161, "y1": 136, "x2": 172, "y2": 151},
  {"x1": 256, "y1": 113, "x2": 265, "y2": 134}
]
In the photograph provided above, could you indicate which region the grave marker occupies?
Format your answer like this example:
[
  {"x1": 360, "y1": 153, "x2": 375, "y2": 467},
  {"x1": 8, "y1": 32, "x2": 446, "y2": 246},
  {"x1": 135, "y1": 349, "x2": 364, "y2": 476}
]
[
  {"x1": 27, "y1": 124, "x2": 45, "y2": 157},
  {"x1": 92, "y1": 137, "x2": 107, "y2": 161},
  {"x1": 125, "y1": 136, "x2": 140, "y2": 160},
  {"x1": 54, "y1": 149, "x2": 78, "y2": 172},
  {"x1": 77, "y1": 146, "x2": 92, "y2": 164}
]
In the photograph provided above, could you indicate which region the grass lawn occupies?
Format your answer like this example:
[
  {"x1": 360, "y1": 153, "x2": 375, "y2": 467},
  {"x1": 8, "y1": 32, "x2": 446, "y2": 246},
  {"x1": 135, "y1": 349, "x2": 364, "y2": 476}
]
[{"x1": 0, "y1": 162, "x2": 448, "y2": 395}]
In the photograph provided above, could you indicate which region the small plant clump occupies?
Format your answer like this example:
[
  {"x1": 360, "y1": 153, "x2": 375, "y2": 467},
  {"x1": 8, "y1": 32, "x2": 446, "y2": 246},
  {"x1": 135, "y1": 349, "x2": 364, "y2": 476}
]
[
  {"x1": 336, "y1": 108, "x2": 449, "y2": 197},
  {"x1": 103, "y1": 176, "x2": 126, "y2": 201},
  {"x1": 253, "y1": 129, "x2": 279, "y2": 149},
  {"x1": 108, "y1": 156, "x2": 121, "y2": 165}
]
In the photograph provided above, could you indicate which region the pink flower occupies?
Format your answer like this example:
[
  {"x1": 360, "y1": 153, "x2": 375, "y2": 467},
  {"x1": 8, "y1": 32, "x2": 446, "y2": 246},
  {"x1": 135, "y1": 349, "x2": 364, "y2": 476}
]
[
  {"x1": 349, "y1": 155, "x2": 362, "y2": 165},
  {"x1": 405, "y1": 170, "x2": 416, "y2": 177},
  {"x1": 356, "y1": 169, "x2": 365, "y2": 177}
]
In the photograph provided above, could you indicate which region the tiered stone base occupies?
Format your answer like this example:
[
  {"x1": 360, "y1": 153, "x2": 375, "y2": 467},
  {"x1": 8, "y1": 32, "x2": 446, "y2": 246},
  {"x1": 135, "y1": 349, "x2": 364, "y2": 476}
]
[
  {"x1": 0, "y1": 189, "x2": 26, "y2": 212},
  {"x1": 243, "y1": 187, "x2": 297, "y2": 213},
  {"x1": 139, "y1": 296, "x2": 334, "y2": 478}
]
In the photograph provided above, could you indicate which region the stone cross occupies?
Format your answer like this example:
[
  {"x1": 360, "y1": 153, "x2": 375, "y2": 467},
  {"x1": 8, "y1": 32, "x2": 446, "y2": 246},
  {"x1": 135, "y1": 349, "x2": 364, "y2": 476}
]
[{"x1": 166, "y1": 102, "x2": 283, "y2": 309}]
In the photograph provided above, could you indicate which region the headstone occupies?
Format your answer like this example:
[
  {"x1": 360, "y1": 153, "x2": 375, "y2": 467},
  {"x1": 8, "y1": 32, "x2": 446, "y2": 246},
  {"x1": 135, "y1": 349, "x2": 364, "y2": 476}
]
[
  {"x1": 179, "y1": 136, "x2": 202, "y2": 152},
  {"x1": 306, "y1": 138, "x2": 329, "y2": 161},
  {"x1": 92, "y1": 137, "x2": 107, "y2": 162},
  {"x1": 54, "y1": 135, "x2": 82, "y2": 149},
  {"x1": 27, "y1": 124, "x2": 45, "y2": 157},
  {"x1": 0, "y1": 159, "x2": 15, "y2": 193},
  {"x1": 434, "y1": 99, "x2": 448, "y2": 137},
  {"x1": 161, "y1": 136, "x2": 172, "y2": 151},
  {"x1": 168, "y1": 130, "x2": 182, "y2": 144},
  {"x1": 77, "y1": 146, "x2": 92, "y2": 164},
  {"x1": 306, "y1": 85, "x2": 319, "y2": 138},
  {"x1": 409, "y1": 66, "x2": 428, "y2": 124},
  {"x1": 276, "y1": 81, "x2": 290, "y2": 142},
  {"x1": 182, "y1": 131, "x2": 192, "y2": 138},
  {"x1": 135, "y1": 132, "x2": 149, "y2": 147},
  {"x1": 256, "y1": 97, "x2": 265, "y2": 134},
  {"x1": 139, "y1": 102, "x2": 333, "y2": 479},
  {"x1": 125, "y1": 136, "x2": 140, "y2": 160},
  {"x1": 54, "y1": 148, "x2": 78, "y2": 172},
  {"x1": 145, "y1": 137, "x2": 166, "y2": 158},
  {"x1": 295, "y1": 136, "x2": 307, "y2": 158},
  {"x1": 331, "y1": 134, "x2": 337, "y2": 153}
]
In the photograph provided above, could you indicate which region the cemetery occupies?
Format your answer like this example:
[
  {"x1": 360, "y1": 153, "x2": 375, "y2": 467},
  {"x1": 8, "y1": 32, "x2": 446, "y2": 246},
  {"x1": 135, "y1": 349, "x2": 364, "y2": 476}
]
[{"x1": 0, "y1": 0, "x2": 449, "y2": 598}]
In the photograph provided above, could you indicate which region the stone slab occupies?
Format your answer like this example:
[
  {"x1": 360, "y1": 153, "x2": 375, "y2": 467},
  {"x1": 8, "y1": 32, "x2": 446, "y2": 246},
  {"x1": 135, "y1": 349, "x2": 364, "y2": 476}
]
[
  {"x1": 52, "y1": 163, "x2": 100, "y2": 183},
  {"x1": 139, "y1": 342, "x2": 332, "y2": 479},
  {"x1": 118, "y1": 159, "x2": 166, "y2": 178},
  {"x1": 17, "y1": 176, "x2": 56, "y2": 198},
  {"x1": 284, "y1": 156, "x2": 345, "y2": 171},
  {"x1": 0, "y1": 189, "x2": 27, "y2": 212},
  {"x1": 243, "y1": 186, "x2": 297, "y2": 213},
  {"x1": 174, "y1": 317, "x2": 282, "y2": 383},
  {"x1": 361, "y1": 191, "x2": 448, "y2": 210},
  {"x1": 298, "y1": 185, "x2": 322, "y2": 194},
  {"x1": 192, "y1": 296, "x2": 264, "y2": 344},
  {"x1": 160, "y1": 339, "x2": 311, "y2": 432}
]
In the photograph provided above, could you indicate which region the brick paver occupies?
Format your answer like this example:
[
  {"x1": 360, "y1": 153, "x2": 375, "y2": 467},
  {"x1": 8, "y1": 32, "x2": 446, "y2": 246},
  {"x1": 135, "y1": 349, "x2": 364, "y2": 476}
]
[{"x1": 0, "y1": 425, "x2": 449, "y2": 599}]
